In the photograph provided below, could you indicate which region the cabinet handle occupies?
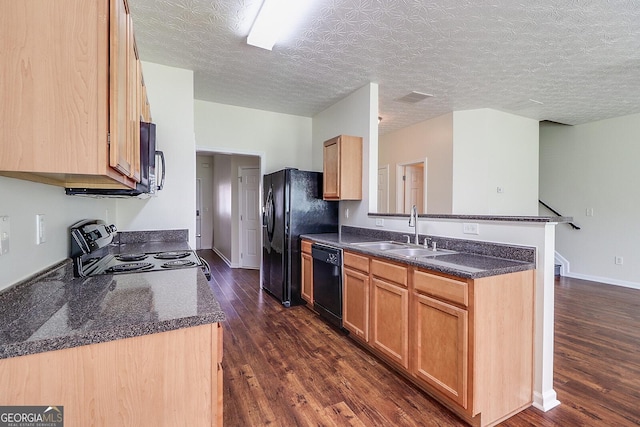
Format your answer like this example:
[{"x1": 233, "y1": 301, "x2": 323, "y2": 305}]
[{"x1": 156, "y1": 150, "x2": 165, "y2": 190}]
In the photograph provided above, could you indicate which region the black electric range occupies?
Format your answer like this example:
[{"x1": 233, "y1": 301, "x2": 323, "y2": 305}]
[{"x1": 69, "y1": 219, "x2": 210, "y2": 279}]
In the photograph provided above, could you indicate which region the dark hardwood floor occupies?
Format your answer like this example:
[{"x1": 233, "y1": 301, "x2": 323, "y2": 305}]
[{"x1": 198, "y1": 250, "x2": 640, "y2": 426}]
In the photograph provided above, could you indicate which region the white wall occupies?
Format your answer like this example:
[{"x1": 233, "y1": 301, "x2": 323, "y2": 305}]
[
  {"x1": 117, "y1": 62, "x2": 197, "y2": 244},
  {"x1": 540, "y1": 115, "x2": 640, "y2": 288},
  {"x1": 452, "y1": 109, "x2": 539, "y2": 215},
  {"x1": 379, "y1": 113, "x2": 454, "y2": 214},
  {"x1": 0, "y1": 177, "x2": 116, "y2": 291},
  {"x1": 194, "y1": 101, "x2": 313, "y2": 174},
  {"x1": 212, "y1": 154, "x2": 233, "y2": 264},
  {"x1": 312, "y1": 83, "x2": 379, "y2": 222}
]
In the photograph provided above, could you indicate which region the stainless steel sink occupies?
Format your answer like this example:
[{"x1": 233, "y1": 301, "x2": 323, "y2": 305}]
[
  {"x1": 385, "y1": 247, "x2": 457, "y2": 258},
  {"x1": 351, "y1": 241, "x2": 408, "y2": 251}
]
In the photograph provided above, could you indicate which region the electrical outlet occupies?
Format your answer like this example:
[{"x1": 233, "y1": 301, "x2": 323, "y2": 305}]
[
  {"x1": 463, "y1": 223, "x2": 479, "y2": 234},
  {"x1": 615, "y1": 256, "x2": 623, "y2": 265},
  {"x1": 375, "y1": 218, "x2": 384, "y2": 227},
  {"x1": 36, "y1": 214, "x2": 46, "y2": 244},
  {"x1": 344, "y1": 208, "x2": 349, "y2": 219},
  {"x1": 0, "y1": 216, "x2": 10, "y2": 256},
  {"x1": 496, "y1": 186, "x2": 504, "y2": 194},
  {"x1": 586, "y1": 208, "x2": 594, "y2": 217}
]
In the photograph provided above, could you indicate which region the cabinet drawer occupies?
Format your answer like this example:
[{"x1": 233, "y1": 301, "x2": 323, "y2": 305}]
[
  {"x1": 344, "y1": 251, "x2": 370, "y2": 273},
  {"x1": 371, "y1": 258, "x2": 408, "y2": 288},
  {"x1": 301, "y1": 239, "x2": 313, "y2": 254},
  {"x1": 413, "y1": 269, "x2": 468, "y2": 307}
]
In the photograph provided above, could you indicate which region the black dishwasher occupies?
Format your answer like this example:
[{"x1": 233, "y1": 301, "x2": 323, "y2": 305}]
[{"x1": 312, "y1": 244, "x2": 343, "y2": 328}]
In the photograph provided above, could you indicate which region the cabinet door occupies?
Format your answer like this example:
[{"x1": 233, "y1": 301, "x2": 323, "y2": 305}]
[
  {"x1": 301, "y1": 252, "x2": 313, "y2": 304},
  {"x1": 323, "y1": 137, "x2": 340, "y2": 199},
  {"x1": 140, "y1": 70, "x2": 152, "y2": 122},
  {"x1": 343, "y1": 267, "x2": 370, "y2": 342},
  {"x1": 110, "y1": 0, "x2": 134, "y2": 177},
  {"x1": 413, "y1": 292, "x2": 468, "y2": 408},
  {"x1": 371, "y1": 278, "x2": 409, "y2": 369},
  {"x1": 128, "y1": 36, "x2": 141, "y2": 182},
  {"x1": 0, "y1": 1, "x2": 109, "y2": 176}
]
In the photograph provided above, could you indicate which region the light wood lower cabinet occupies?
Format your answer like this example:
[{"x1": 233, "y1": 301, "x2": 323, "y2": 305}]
[
  {"x1": 0, "y1": 323, "x2": 223, "y2": 427},
  {"x1": 371, "y1": 277, "x2": 409, "y2": 369},
  {"x1": 413, "y1": 292, "x2": 468, "y2": 408},
  {"x1": 301, "y1": 240, "x2": 313, "y2": 304},
  {"x1": 342, "y1": 251, "x2": 371, "y2": 342},
  {"x1": 343, "y1": 266, "x2": 370, "y2": 342},
  {"x1": 340, "y1": 249, "x2": 534, "y2": 427},
  {"x1": 370, "y1": 258, "x2": 409, "y2": 369}
]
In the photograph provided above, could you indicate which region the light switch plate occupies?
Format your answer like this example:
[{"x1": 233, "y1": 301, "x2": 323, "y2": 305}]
[
  {"x1": 36, "y1": 214, "x2": 46, "y2": 244},
  {"x1": 0, "y1": 216, "x2": 10, "y2": 255}
]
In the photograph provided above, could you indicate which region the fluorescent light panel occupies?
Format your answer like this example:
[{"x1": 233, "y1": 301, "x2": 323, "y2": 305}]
[{"x1": 247, "y1": 0, "x2": 312, "y2": 50}]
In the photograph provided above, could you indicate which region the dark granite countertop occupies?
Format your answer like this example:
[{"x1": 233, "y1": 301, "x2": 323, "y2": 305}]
[
  {"x1": 301, "y1": 227, "x2": 535, "y2": 279},
  {"x1": 0, "y1": 232, "x2": 225, "y2": 360}
]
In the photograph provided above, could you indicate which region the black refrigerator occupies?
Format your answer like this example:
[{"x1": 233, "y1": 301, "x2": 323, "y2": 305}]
[{"x1": 262, "y1": 168, "x2": 339, "y2": 306}]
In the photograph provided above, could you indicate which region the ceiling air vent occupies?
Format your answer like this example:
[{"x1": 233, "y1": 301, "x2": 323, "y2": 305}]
[{"x1": 395, "y1": 91, "x2": 433, "y2": 103}]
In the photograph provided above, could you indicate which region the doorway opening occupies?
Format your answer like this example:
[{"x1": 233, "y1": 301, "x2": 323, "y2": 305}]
[
  {"x1": 377, "y1": 164, "x2": 390, "y2": 213},
  {"x1": 195, "y1": 150, "x2": 262, "y2": 269},
  {"x1": 396, "y1": 159, "x2": 427, "y2": 214}
]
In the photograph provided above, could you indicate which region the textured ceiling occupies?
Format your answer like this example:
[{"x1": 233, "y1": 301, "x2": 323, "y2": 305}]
[{"x1": 129, "y1": 0, "x2": 640, "y2": 134}]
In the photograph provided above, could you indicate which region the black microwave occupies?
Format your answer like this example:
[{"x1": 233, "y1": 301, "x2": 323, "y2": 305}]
[{"x1": 66, "y1": 122, "x2": 165, "y2": 197}]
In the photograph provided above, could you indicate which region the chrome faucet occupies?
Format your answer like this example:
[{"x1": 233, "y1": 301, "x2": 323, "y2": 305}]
[{"x1": 408, "y1": 204, "x2": 419, "y2": 245}]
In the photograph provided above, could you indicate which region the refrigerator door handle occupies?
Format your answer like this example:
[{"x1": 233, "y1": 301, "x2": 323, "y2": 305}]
[{"x1": 265, "y1": 187, "x2": 275, "y2": 241}]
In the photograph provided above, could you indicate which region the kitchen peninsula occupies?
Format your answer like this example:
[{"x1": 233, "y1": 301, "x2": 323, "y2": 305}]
[
  {"x1": 0, "y1": 230, "x2": 225, "y2": 426},
  {"x1": 302, "y1": 225, "x2": 541, "y2": 427}
]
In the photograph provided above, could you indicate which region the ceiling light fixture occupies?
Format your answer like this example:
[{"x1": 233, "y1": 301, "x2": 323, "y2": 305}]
[{"x1": 247, "y1": 0, "x2": 313, "y2": 51}]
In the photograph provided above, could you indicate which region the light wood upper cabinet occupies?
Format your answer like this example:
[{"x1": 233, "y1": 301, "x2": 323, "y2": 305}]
[
  {"x1": 0, "y1": 0, "x2": 146, "y2": 189},
  {"x1": 128, "y1": 35, "x2": 141, "y2": 182},
  {"x1": 301, "y1": 240, "x2": 313, "y2": 305},
  {"x1": 140, "y1": 70, "x2": 152, "y2": 123},
  {"x1": 110, "y1": 0, "x2": 131, "y2": 177},
  {"x1": 322, "y1": 135, "x2": 363, "y2": 200}
]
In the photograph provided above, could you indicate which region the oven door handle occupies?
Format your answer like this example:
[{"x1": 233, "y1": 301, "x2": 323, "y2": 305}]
[{"x1": 199, "y1": 256, "x2": 212, "y2": 280}]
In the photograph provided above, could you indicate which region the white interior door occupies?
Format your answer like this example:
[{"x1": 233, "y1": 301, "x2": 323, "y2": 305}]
[
  {"x1": 377, "y1": 165, "x2": 389, "y2": 213},
  {"x1": 403, "y1": 163, "x2": 425, "y2": 214},
  {"x1": 239, "y1": 167, "x2": 260, "y2": 269}
]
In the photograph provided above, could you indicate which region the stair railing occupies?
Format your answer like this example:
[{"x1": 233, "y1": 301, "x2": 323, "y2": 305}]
[{"x1": 538, "y1": 200, "x2": 580, "y2": 229}]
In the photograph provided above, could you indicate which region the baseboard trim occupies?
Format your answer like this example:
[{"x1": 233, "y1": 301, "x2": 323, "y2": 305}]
[
  {"x1": 554, "y1": 251, "x2": 640, "y2": 290},
  {"x1": 554, "y1": 251, "x2": 570, "y2": 276},
  {"x1": 563, "y1": 272, "x2": 640, "y2": 291},
  {"x1": 212, "y1": 247, "x2": 237, "y2": 268},
  {"x1": 532, "y1": 390, "x2": 561, "y2": 412}
]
